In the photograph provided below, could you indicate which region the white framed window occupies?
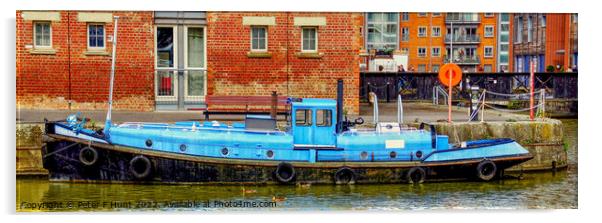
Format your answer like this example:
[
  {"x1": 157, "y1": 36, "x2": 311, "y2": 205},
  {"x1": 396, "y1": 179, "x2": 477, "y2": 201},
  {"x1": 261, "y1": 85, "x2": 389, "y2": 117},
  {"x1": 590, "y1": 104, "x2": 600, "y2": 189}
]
[
  {"x1": 484, "y1": 13, "x2": 494, "y2": 17},
  {"x1": 541, "y1": 15, "x2": 546, "y2": 27},
  {"x1": 418, "y1": 13, "x2": 427, "y2": 17},
  {"x1": 402, "y1": 12, "x2": 409, "y2": 21},
  {"x1": 432, "y1": 64, "x2": 440, "y2": 72},
  {"x1": 432, "y1": 13, "x2": 441, "y2": 17},
  {"x1": 417, "y1": 64, "x2": 426, "y2": 72},
  {"x1": 302, "y1": 27, "x2": 318, "y2": 52},
  {"x1": 418, "y1": 26, "x2": 427, "y2": 37},
  {"x1": 527, "y1": 16, "x2": 533, "y2": 42},
  {"x1": 417, "y1": 47, "x2": 427, "y2": 57},
  {"x1": 484, "y1": 25, "x2": 494, "y2": 37},
  {"x1": 484, "y1": 46, "x2": 494, "y2": 58},
  {"x1": 431, "y1": 27, "x2": 441, "y2": 37},
  {"x1": 401, "y1": 27, "x2": 409, "y2": 41},
  {"x1": 432, "y1": 47, "x2": 441, "y2": 57},
  {"x1": 155, "y1": 25, "x2": 178, "y2": 101},
  {"x1": 251, "y1": 26, "x2": 267, "y2": 51},
  {"x1": 87, "y1": 24, "x2": 105, "y2": 51},
  {"x1": 33, "y1": 22, "x2": 52, "y2": 48},
  {"x1": 184, "y1": 26, "x2": 207, "y2": 101}
]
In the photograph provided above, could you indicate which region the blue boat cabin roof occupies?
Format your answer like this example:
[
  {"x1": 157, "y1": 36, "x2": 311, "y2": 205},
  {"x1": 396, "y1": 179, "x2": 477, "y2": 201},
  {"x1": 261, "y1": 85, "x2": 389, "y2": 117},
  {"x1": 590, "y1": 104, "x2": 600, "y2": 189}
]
[{"x1": 291, "y1": 98, "x2": 337, "y2": 108}]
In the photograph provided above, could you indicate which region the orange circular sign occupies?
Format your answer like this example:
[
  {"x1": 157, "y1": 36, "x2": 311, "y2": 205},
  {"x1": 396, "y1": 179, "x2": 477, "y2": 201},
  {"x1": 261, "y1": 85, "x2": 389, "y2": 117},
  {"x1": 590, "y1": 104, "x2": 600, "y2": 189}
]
[{"x1": 438, "y1": 63, "x2": 463, "y2": 87}]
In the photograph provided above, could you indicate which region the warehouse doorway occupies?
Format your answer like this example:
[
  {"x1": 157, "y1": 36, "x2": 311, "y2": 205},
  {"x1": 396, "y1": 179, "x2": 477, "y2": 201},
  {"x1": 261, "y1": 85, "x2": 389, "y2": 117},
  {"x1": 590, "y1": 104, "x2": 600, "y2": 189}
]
[{"x1": 154, "y1": 11, "x2": 207, "y2": 111}]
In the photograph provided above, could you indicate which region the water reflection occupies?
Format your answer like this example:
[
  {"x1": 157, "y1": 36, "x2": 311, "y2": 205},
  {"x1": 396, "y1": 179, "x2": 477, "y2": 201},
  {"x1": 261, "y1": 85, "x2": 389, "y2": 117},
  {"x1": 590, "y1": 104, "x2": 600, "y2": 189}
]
[{"x1": 16, "y1": 119, "x2": 577, "y2": 211}]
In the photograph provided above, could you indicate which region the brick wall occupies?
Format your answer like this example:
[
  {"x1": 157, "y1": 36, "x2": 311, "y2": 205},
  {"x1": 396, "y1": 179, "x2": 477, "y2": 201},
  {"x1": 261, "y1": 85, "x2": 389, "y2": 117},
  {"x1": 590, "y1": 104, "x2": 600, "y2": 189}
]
[
  {"x1": 206, "y1": 12, "x2": 361, "y2": 114},
  {"x1": 16, "y1": 11, "x2": 155, "y2": 111}
]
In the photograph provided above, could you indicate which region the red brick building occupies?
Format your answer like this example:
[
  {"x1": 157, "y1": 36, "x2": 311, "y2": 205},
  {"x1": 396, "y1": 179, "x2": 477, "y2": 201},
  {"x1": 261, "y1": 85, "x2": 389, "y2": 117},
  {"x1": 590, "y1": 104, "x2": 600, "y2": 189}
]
[
  {"x1": 16, "y1": 11, "x2": 362, "y2": 114},
  {"x1": 16, "y1": 11, "x2": 155, "y2": 111},
  {"x1": 206, "y1": 12, "x2": 362, "y2": 114}
]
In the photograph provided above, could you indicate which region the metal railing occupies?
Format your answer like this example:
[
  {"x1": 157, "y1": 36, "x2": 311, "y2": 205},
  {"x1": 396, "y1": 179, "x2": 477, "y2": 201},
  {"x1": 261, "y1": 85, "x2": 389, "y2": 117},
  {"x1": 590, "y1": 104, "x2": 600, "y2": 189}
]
[
  {"x1": 445, "y1": 13, "x2": 481, "y2": 23},
  {"x1": 445, "y1": 34, "x2": 480, "y2": 43},
  {"x1": 360, "y1": 72, "x2": 578, "y2": 102},
  {"x1": 443, "y1": 55, "x2": 480, "y2": 64}
]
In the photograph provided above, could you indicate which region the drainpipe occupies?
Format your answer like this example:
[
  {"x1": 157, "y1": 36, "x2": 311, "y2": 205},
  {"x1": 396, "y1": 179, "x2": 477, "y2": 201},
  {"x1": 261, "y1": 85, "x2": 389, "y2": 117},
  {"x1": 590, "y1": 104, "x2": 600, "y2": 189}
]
[{"x1": 67, "y1": 11, "x2": 72, "y2": 110}]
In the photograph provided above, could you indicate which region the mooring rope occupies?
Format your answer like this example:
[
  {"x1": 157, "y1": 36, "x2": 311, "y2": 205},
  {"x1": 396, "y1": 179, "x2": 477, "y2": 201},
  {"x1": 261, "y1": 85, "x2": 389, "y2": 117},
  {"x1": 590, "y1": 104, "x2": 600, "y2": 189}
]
[{"x1": 42, "y1": 142, "x2": 79, "y2": 158}]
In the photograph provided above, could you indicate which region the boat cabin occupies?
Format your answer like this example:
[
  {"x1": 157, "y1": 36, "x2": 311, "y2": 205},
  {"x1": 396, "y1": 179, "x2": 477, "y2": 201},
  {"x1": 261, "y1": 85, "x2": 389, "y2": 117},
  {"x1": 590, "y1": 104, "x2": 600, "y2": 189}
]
[{"x1": 291, "y1": 98, "x2": 337, "y2": 148}]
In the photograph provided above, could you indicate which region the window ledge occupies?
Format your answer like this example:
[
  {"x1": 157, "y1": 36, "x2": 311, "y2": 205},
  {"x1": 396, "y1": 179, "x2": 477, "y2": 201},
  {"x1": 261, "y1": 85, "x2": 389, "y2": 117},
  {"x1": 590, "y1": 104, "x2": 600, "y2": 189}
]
[
  {"x1": 29, "y1": 48, "x2": 56, "y2": 55},
  {"x1": 247, "y1": 51, "x2": 272, "y2": 58},
  {"x1": 295, "y1": 52, "x2": 323, "y2": 59},
  {"x1": 85, "y1": 50, "x2": 110, "y2": 56}
]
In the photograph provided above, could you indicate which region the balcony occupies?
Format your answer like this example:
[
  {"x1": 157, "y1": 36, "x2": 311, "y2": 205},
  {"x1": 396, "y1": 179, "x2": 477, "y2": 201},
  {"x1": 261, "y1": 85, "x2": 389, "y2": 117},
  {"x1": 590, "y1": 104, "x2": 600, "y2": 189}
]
[
  {"x1": 445, "y1": 34, "x2": 480, "y2": 44},
  {"x1": 445, "y1": 13, "x2": 481, "y2": 24},
  {"x1": 444, "y1": 55, "x2": 480, "y2": 65}
]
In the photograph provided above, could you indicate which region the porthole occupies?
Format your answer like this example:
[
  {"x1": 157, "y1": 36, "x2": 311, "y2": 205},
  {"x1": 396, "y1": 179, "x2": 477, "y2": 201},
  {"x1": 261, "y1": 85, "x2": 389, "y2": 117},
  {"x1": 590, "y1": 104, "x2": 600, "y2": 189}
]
[
  {"x1": 415, "y1": 150, "x2": 423, "y2": 159},
  {"x1": 179, "y1": 144, "x2": 187, "y2": 152},
  {"x1": 266, "y1": 150, "x2": 274, "y2": 159},
  {"x1": 360, "y1": 151, "x2": 368, "y2": 160},
  {"x1": 221, "y1": 147, "x2": 229, "y2": 156},
  {"x1": 390, "y1": 151, "x2": 397, "y2": 159},
  {"x1": 145, "y1": 139, "x2": 153, "y2": 147}
]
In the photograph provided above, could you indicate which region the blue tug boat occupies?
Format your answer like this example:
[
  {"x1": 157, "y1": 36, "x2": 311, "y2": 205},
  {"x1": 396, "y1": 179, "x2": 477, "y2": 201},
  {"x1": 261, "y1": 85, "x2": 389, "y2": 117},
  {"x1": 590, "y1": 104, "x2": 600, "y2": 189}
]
[
  {"x1": 42, "y1": 79, "x2": 532, "y2": 184},
  {"x1": 41, "y1": 18, "x2": 532, "y2": 184}
]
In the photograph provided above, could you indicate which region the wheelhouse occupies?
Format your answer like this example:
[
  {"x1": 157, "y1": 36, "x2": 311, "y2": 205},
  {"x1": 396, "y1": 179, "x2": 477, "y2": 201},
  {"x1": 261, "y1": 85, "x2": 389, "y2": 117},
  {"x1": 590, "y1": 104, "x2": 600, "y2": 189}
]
[{"x1": 291, "y1": 98, "x2": 337, "y2": 148}]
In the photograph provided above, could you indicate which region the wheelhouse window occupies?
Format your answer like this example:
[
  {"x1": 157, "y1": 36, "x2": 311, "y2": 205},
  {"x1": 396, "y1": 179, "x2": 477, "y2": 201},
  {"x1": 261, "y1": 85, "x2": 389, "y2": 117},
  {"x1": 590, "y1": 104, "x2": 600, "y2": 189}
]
[
  {"x1": 295, "y1": 109, "x2": 312, "y2": 126},
  {"x1": 87, "y1": 24, "x2": 105, "y2": 50},
  {"x1": 316, "y1": 109, "x2": 332, "y2": 127},
  {"x1": 34, "y1": 22, "x2": 51, "y2": 48},
  {"x1": 251, "y1": 26, "x2": 267, "y2": 51},
  {"x1": 302, "y1": 27, "x2": 317, "y2": 52}
]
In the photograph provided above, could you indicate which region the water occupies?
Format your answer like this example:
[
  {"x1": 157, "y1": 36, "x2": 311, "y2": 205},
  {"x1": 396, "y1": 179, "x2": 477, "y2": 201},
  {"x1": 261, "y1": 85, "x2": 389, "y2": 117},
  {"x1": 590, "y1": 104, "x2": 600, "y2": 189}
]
[{"x1": 16, "y1": 119, "x2": 577, "y2": 211}]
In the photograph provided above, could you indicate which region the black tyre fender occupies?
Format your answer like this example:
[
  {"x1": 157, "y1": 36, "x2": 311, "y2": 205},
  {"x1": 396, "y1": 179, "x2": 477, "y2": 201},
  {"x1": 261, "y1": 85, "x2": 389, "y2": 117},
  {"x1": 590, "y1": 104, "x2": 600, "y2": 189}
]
[
  {"x1": 475, "y1": 160, "x2": 497, "y2": 181},
  {"x1": 406, "y1": 166, "x2": 426, "y2": 184},
  {"x1": 78, "y1": 146, "x2": 99, "y2": 166},
  {"x1": 274, "y1": 162, "x2": 296, "y2": 183},
  {"x1": 334, "y1": 167, "x2": 356, "y2": 185},
  {"x1": 129, "y1": 155, "x2": 152, "y2": 179}
]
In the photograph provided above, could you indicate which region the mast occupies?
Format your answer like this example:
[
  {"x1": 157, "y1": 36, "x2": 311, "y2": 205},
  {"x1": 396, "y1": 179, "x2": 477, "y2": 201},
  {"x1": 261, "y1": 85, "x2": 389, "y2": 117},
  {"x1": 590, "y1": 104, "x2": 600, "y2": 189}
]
[{"x1": 104, "y1": 16, "x2": 119, "y2": 136}]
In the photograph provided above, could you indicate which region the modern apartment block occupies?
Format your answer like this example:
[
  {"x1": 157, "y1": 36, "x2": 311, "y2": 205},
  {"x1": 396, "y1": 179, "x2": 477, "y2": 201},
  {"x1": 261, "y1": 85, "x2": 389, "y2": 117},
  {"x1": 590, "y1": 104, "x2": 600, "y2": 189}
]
[
  {"x1": 400, "y1": 12, "x2": 445, "y2": 72},
  {"x1": 363, "y1": 12, "x2": 501, "y2": 73},
  {"x1": 511, "y1": 13, "x2": 577, "y2": 72}
]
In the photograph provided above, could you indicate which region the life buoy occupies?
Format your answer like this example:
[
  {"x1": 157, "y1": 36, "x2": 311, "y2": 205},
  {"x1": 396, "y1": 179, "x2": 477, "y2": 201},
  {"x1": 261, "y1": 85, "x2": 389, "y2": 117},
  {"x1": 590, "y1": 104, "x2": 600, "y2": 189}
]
[
  {"x1": 406, "y1": 166, "x2": 426, "y2": 184},
  {"x1": 129, "y1": 155, "x2": 152, "y2": 179},
  {"x1": 334, "y1": 167, "x2": 356, "y2": 185},
  {"x1": 79, "y1": 146, "x2": 98, "y2": 166},
  {"x1": 475, "y1": 160, "x2": 497, "y2": 181},
  {"x1": 438, "y1": 63, "x2": 463, "y2": 87},
  {"x1": 274, "y1": 162, "x2": 296, "y2": 183}
]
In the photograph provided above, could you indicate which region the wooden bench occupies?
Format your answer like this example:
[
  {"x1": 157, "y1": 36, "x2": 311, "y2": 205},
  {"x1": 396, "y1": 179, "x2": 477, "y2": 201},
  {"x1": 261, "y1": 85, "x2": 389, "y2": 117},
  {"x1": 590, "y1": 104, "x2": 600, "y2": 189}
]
[{"x1": 195, "y1": 95, "x2": 290, "y2": 120}]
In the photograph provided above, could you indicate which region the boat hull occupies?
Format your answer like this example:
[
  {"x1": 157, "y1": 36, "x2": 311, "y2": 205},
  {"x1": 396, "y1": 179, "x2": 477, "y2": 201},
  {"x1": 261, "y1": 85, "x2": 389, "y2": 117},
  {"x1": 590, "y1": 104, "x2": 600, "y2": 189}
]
[{"x1": 42, "y1": 133, "x2": 533, "y2": 184}]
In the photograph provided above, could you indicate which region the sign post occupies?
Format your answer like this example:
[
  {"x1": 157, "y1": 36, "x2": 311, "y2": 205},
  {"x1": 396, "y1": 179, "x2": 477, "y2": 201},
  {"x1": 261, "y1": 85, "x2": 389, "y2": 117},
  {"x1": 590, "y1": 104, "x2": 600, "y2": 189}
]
[{"x1": 529, "y1": 59, "x2": 535, "y2": 121}]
